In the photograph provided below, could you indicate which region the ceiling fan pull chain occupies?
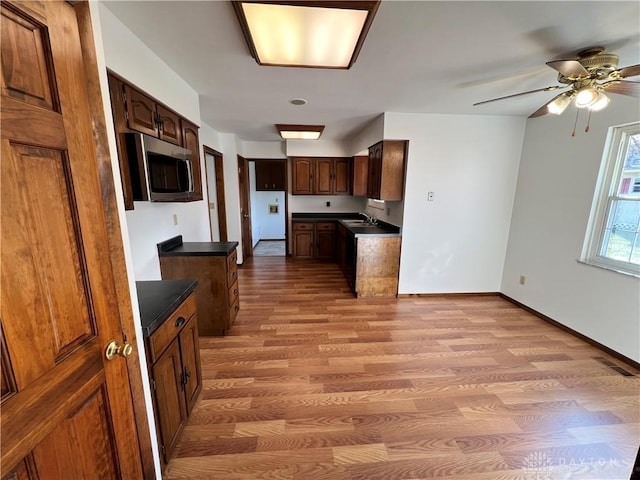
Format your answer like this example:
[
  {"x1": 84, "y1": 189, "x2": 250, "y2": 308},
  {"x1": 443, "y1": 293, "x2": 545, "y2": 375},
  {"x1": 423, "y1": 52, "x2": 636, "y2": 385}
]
[
  {"x1": 585, "y1": 110, "x2": 592, "y2": 133},
  {"x1": 571, "y1": 109, "x2": 579, "y2": 137}
]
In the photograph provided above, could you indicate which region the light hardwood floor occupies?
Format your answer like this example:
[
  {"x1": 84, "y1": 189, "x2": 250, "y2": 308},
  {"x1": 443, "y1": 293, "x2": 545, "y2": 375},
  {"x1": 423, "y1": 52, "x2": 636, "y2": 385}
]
[{"x1": 164, "y1": 257, "x2": 639, "y2": 479}]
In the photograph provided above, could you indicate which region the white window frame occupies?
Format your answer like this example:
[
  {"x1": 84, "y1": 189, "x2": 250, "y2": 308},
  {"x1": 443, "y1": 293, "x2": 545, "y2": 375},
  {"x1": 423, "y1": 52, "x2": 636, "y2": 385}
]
[{"x1": 582, "y1": 122, "x2": 640, "y2": 277}]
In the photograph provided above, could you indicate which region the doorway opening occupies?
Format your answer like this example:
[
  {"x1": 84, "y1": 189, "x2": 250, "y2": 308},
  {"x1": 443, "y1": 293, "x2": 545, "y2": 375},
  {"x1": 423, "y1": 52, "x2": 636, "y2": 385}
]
[
  {"x1": 249, "y1": 159, "x2": 288, "y2": 257},
  {"x1": 204, "y1": 146, "x2": 227, "y2": 242}
]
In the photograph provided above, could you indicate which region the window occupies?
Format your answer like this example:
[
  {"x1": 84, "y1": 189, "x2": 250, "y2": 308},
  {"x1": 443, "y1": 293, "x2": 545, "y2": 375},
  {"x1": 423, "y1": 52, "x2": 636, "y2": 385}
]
[{"x1": 583, "y1": 122, "x2": 640, "y2": 276}]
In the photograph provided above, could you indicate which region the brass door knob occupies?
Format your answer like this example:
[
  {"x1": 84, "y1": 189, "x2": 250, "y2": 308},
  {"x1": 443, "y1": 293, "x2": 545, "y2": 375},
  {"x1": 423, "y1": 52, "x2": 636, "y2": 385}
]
[{"x1": 105, "y1": 340, "x2": 134, "y2": 360}]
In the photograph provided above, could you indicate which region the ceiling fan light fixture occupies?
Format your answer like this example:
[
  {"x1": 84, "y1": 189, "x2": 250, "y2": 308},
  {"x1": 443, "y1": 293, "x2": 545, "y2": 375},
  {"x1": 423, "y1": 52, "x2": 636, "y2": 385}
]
[
  {"x1": 232, "y1": 1, "x2": 380, "y2": 69},
  {"x1": 547, "y1": 93, "x2": 573, "y2": 115},
  {"x1": 574, "y1": 87, "x2": 600, "y2": 108},
  {"x1": 588, "y1": 91, "x2": 610, "y2": 111},
  {"x1": 276, "y1": 124, "x2": 324, "y2": 140}
]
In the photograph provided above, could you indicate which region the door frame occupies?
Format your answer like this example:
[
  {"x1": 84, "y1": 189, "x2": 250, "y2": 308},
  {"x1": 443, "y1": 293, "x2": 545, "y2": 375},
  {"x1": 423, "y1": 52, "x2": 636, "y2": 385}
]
[
  {"x1": 76, "y1": 3, "x2": 155, "y2": 477},
  {"x1": 248, "y1": 158, "x2": 289, "y2": 256},
  {"x1": 203, "y1": 145, "x2": 228, "y2": 242},
  {"x1": 237, "y1": 155, "x2": 253, "y2": 261}
]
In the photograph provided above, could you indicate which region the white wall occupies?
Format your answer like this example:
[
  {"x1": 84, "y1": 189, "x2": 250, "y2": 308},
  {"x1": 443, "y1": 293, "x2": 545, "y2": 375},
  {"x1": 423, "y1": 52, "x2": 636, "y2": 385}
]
[
  {"x1": 502, "y1": 101, "x2": 640, "y2": 362},
  {"x1": 242, "y1": 141, "x2": 286, "y2": 158},
  {"x1": 99, "y1": 4, "x2": 210, "y2": 280},
  {"x1": 286, "y1": 139, "x2": 351, "y2": 157},
  {"x1": 385, "y1": 112, "x2": 526, "y2": 294}
]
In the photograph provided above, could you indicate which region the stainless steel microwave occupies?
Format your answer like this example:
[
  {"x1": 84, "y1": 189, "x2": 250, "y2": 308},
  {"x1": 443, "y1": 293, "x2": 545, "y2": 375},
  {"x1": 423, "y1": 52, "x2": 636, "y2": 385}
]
[{"x1": 125, "y1": 133, "x2": 194, "y2": 202}]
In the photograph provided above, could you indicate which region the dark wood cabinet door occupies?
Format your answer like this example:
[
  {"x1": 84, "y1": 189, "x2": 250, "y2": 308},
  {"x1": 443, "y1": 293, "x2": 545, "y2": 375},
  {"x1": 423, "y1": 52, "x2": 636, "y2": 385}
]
[
  {"x1": 107, "y1": 75, "x2": 135, "y2": 210},
  {"x1": 255, "y1": 160, "x2": 286, "y2": 191},
  {"x1": 316, "y1": 225, "x2": 336, "y2": 260},
  {"x1": 152, "y1": 339, "x2": 187, "y2": 464},
  {"x1": 1, "y1": 2, "x2": 144, "y2": 478},
  {"x1": 367, "y1": 143, "x2": 383, "y2": 199},
  {"x1": 157, "y1": 105, "x2": 182, "y2": 146},
  {"x1": 124, "y1": 84, "x2": 158, "y2": 137},
  {"x1": 333, "y1": 158, "x2": 351, "y2": 195},
  {"x1": 179, "y1": 317, "x2": 202, "y2": 415},
  {"x1": 181, "y1": 119, "x2": 203, "y2": 200},
  {"x1": 291, "y1": 158, "x2": 314, "y2": 194},
  {"x1": 315, "y1": 158, "x2": 333, "y2": 194},
  {"x1": 292, "y1": 225, "x2": 314, "y2": 258},
  {"x1": 352, "y1": 155, "x2": 369, "y2": 196}
]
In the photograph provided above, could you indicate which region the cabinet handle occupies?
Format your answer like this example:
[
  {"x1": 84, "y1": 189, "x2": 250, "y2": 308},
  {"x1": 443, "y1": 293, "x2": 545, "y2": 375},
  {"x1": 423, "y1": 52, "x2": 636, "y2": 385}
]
[
  {"x1": 234, "y1": 288, "x2": 239, "y2": 295},
  {"x1": 234, "y1": 305, "x2": 239, "y2": 313},
  {"x1": 232, "y1": 271, "x2": 237, "y2": 278},
  {"x1": 175, "y1": 316, "x2": 186, "y2": 328}
]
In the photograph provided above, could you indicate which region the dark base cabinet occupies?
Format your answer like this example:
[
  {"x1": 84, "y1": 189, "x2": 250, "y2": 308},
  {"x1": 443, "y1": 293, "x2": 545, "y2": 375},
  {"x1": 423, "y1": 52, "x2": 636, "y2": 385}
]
[
  {"x1": 143, "y1": 291, "x2": 202, "y2": 469},
  {"x1": 158, "y1": 237, "x2": 240, "y2": 336},
  {"x1": 292, "y1": 221, "x2": 336, "y2": 260}
]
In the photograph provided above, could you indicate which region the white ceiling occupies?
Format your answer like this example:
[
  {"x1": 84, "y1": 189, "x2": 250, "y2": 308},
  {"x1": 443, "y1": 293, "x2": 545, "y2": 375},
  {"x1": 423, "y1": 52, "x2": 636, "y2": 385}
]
[{"x1": 103, "y1": 1, "x2": 640, "y2": 142}]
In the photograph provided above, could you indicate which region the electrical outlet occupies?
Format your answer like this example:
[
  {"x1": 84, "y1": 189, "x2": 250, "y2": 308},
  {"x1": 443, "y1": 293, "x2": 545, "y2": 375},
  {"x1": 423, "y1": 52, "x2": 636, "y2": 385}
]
[
  {"x1": 172, "y1": 214, "x2": 178, "y2": 226},
  {"x1": 427, "y1": 192, "x2": 434, "y2": 202},
  {"x1": 519, "y1": 275, "x2": 526, "y2": 285}
]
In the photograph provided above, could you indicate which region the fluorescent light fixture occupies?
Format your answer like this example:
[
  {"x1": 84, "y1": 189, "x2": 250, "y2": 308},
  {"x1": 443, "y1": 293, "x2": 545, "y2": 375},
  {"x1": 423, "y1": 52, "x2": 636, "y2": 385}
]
[
  {"x1": 547, "y1": 93, "x2": 573, "y2": 115},
  {"x1": 276, "y1": 124, "x2": 324, "y2": 140},
  {"x1": 232, "y1": 1, "x2": 380, "y2": 69}
]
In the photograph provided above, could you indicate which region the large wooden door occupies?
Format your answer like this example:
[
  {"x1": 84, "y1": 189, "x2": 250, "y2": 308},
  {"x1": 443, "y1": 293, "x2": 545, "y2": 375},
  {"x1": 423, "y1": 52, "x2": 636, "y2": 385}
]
[{"x1": 1, "y1": 1, "x2": 144, "y2": 478}]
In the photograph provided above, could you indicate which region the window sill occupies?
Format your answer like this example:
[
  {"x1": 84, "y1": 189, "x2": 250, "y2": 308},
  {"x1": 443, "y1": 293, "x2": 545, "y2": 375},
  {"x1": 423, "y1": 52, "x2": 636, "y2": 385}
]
[{"x1": 577, "y1": 259, "x2": 640, "y2": 279}]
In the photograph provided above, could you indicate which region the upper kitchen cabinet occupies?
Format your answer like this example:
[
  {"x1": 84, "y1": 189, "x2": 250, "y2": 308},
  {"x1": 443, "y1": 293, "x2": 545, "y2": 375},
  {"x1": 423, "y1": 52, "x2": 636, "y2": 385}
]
[
  {"x1": 255, "y1": 160, "x2": 286, "y2": 191},
  {"x1": 291, "y1": 157, "x2": 314, "y2": 194},
  {"x1": 124, "y1": 85, "x2": 182, "y2": 146},
  {"x1": 181, "y1": 119, "x2": 203, "y2": 201},
  {"x1": 367, "y1": 140, "x2": 408, "y2": 201},
  {"x1": 291, "y1": 157, "x2": 351, "y2": 195},
  {"x1": 107, "y1": 71, "x2": 203, "y2": 209},
  {"x1": 352, "y1": 155, "x2": 369, "y2": 197}
]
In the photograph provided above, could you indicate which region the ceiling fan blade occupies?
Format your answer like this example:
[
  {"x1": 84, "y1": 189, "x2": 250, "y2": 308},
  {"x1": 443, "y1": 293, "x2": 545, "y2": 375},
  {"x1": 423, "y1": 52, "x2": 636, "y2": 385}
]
[
  {"x1": 601, "y1": 80, "x2": 640, "y2": 97},
  {"x1": 546, "y1": 59, "x2": 590, "y2": 79},
  {"x1": 617, "y1": 64, "x2": 640, "y2": 78},
  {"x1": 473, "y1": 85, "x2": 564, "y2": 106}
]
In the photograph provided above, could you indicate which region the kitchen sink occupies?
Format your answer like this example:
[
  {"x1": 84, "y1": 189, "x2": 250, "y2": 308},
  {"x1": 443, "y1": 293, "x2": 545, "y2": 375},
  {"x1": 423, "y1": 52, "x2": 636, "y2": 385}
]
[
  {"x1": 342, "y1": 219, "x2": 368, "y2": 224},
  {"x1": 342, "y1": 219, "x2": 380, "y2": 227}
]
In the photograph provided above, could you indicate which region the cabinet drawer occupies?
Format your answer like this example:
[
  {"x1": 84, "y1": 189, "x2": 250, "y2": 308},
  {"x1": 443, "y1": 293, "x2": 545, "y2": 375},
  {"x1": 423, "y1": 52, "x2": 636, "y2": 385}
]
[
  {"x1": 227, "y1": 260, "x2": 238, "y2": 287},
  {"x1": 148, "y1": 294, "x2": 196, "y2": 364},
  {"x1": 293, "y1": 222, "x2": 313, "y2": 231},
  {"x1": 229, "y1": 296, "x2": 240, "y2": 327},
  {"x1": 316, "y1": 222, "x2": 336, "y2": 231},
  {"x1": 228, "y1": 279, "x2": 240, "y2": 307}
]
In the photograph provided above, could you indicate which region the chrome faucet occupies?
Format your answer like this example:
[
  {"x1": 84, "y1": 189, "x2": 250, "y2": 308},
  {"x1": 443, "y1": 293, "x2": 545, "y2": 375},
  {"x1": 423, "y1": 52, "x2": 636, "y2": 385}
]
[{"x1": 358, "y1": 212, "x2": 377, "y2": 225}]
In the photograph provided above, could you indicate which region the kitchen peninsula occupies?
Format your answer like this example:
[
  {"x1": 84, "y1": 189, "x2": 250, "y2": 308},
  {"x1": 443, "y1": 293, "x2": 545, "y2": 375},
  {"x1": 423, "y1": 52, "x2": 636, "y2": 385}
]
[{"x1": 292, "y1": 213, "x2": 402, "y2": 297}]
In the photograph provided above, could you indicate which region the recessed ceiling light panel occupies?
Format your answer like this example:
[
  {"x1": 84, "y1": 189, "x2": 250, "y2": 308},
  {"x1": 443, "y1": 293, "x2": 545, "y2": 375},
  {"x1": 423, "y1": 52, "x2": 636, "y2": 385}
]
[
  {"x1": 232, "y1": 1, "x2": 380, "y2": 69},
  {"x1": 276, "y1": 124, "x2": 324, "y2": 140}
]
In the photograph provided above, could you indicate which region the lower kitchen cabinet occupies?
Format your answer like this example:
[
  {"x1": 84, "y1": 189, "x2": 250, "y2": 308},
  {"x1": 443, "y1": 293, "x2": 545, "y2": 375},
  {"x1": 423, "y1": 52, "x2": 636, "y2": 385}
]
[
  {"x1": 158, "y1": 237, "x2": 240, "y2": 336},
  {"x1": 292, "y1": 222, "x2": 314, "y2": 258},
  {"x1": 145, "y1": 291, "x2": 202, "y2": 468},
  {"x1": 292, "y1": 221, "x2": 336, "y2": 260}
]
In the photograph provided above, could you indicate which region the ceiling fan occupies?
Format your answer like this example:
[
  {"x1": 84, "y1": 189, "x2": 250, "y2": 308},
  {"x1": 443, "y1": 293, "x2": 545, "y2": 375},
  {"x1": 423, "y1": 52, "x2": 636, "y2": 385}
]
[{"x1": 474, "y1": 47, "x2": 640, "y2": 118}]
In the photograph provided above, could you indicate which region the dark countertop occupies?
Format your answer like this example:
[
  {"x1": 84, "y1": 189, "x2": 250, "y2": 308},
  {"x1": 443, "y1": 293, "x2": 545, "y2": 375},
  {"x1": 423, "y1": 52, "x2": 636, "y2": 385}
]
[
  {"x1": 291, "y1": 212, "x2": 401, "y2": 238},
  {"x1": 157, "y1": 235, "x2": 239, "y2": 257},
  {"x1": 136, "y1": 279, "x2": 198, "y2": 337}
]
